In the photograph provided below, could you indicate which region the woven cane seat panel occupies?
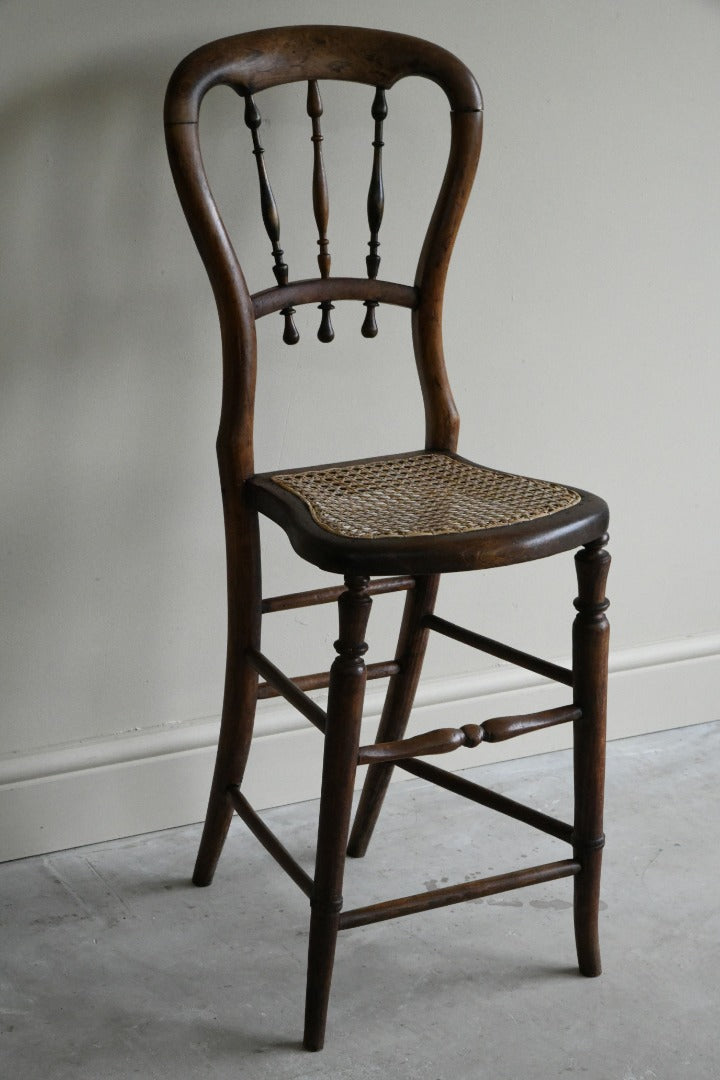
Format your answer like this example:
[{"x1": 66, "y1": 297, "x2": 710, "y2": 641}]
[{"x1": 271, "y1": 453, "x2": 581, "y2": 540}]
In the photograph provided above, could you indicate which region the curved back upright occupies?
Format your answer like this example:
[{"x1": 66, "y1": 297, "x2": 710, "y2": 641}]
[{"x1": 164, "y1": 26, "x2": 483, "y2": 482}]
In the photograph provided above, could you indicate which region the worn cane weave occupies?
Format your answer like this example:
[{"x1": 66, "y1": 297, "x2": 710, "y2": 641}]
[{"x1": 271, "y1": 453, "x2": 581, "y2": 540}]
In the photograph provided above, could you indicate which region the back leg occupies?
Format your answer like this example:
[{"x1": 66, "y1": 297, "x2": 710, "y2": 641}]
[
  {"x1": 193, "y1": 506, "x2": 262, "y2": 887},
  {"x1": 347, "y1": 573, "x2": 439, "y2": 858}
]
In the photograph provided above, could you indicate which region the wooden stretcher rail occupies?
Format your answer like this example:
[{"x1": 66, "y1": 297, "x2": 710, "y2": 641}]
[
  {"x1": 228, "y1": 786, "x2": 314, "y2": 898},
  {"x1": 357, "y1": 705, "x2": 580, "y2": 764},
  {"x1": 339, "y1": 859, "x2": 580, "y2": 930},
  {"x1": 358, "y1": 723, "x2": 483, "y2": 764},
  {"x1": 397, "y1": 757, "x2": 575, "y2": 844},
  {"x1": 256, "y1": 660, "x2": 400, "y2": 701},
  {"x1": 261, "y1": 575, "x2": 414, "y2": 614},
  {"x1": 248, "y1": 648, "x2": 328, "y2": 731},
  {"x1": 482, "y1": 704, "x2": 581, "y2": 742},
  {"x1": 422, "y1": 614, "x2": 573, "y2": 686}
]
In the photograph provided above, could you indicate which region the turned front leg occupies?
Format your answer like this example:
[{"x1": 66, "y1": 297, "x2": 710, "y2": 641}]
[
  {"x1": 572, "y1": 535, "x2": 610, "y2": 976},
  {"x1": 304, "y1": 576, "x2": 372, "y2": 1051}
]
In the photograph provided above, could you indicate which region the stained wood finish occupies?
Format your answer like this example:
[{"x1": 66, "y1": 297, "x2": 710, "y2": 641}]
[
  {"x1": 571, "y1": 535, "x2": 611, "y2": 976},
  {"x1": 165, "y1": 26, "x2": 482, "y2": 482},
  {"x1": 339, "y1": 859, "x2": 580, "y2": 930},
  {"x1": 165, "y1": 27, "x2": 483, "y2": 121},
  {"x1": 261, "y1": 573, "x2": 414, "y2": 613},
  {"x1": 247, "y1": 648, "x2": 328, "y2": 732},
  {"x1": 252, "y1": 276, "x2": 418, "y2": 318},
  {"x1": 165, "y1": 25, "x2": 611, "y2": 1053},
  {"x1": 422, "y1": 613, "x2": 574, "y2": 685},
  {"x1": 307, "y1": 80, "x2": 335, "y2": 342},
  {"x1": 243, "y1": 93, "x2": 299, "y2": 345},
  {"x1": 361, "y1": 87, "x2": 388, "y2": 337},
  {"x1": 481, "y1": 704, "x2": 581, "y2": 742},
  {"x1": 348, "y1": 573, "x2": 440, "y2": 857},
  {"x1": 229, "y1": 786, "x2": 314, "y2": 897},
  {"x1": 307, "y1": 80, "x2": 331, "y2": 277},
  {"x1": 356, "y1": 703, "x2": 580, "y2": 764},
  {"x1": 357, "y1": 722, "x2": 483, "y2": 765},
  {"x1": 397, "y1": 756, "x2": 575, "y2": 844},
  {"x1": 192, "y1": 502, "x2": 261, "y2": 887},
  {"x1": 256, "y1": 658, "x2": 400, "y2": 700},
  {"x1": 365, "y1": 88, "x2": 387, "y2": 279},
  {"x1": 250, "y1": 452, "x2": 609, "y2": 577},
  {"x1": 304, "y1": 576, "x2": 372, "y2": 1051}
]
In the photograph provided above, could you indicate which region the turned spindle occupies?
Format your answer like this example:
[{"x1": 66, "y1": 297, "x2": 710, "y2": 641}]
[
  {"x1": 244, "y1": 92, "x2": 299, "y2": 344},
  {"x1": 307, "y1": 80, "x2": 334, "y2": 343},
  {"x1": 362, "y1": 87, "x2": 388, "y2": 338}
]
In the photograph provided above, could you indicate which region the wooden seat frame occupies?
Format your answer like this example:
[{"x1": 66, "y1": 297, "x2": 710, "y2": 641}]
[{"x1": 164, "y1": 25, "x2": 610, "y2": 1052}]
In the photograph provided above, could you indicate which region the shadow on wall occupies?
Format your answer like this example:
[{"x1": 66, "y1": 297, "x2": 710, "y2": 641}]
[
  {"x1": 0, "y1": 57, "x2": 229, "y2": 755},
  {"x1": 0, "y1": 50, "x2": 471, "y2": 762}
]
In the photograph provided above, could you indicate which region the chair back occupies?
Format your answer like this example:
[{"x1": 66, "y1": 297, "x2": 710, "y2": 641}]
[{"x1": 164, "y1": 26, "x2": 483, "y2": 480}]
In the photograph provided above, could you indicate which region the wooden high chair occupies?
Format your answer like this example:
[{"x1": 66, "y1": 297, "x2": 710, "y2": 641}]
[{"x1": 164, "y1": 25, "x2": 610, "y2": 1051}]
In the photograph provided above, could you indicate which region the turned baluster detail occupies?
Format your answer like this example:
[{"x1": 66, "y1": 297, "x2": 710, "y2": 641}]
[
  {"x1": 305, "y1": 575, "x2": 372, "y2": 1050},
  {"x1": 362, "y1": 87, "x2": 388, "y2": 338},
  {"x1": 572, "y1": 534, "x2": 611, "y2": 976},
  {"x1": 244, "y1": 92, "x2": 299, "y2": 345},
  {"x1": 307, "y1": 80, "x2": 334, "y2": 343}
]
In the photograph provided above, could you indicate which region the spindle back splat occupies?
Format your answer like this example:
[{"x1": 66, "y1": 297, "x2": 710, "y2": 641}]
[
  {"x1": 165, "y1": 25, "x2": 484, "y2": 474},
  {"x1": 244, "y1": 79, "x2": 391, "y2": 344},
  {"x1": 307, "y1": 80, "x2": 335, "y2": 343},
  {"x1": 243, "y1": 91, "x2": 299, "y2": 345},
  {"x1": 362, "y1": 88, "x2": 388, "y2": 339}
]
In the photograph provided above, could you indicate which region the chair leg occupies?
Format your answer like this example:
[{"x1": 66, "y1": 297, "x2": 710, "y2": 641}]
[
  {"x1": 193, "y1": 507, "x2": 262, "y2": 887},
  {"x1": 571, "y1": 535, "x2": 610, "y2": 976},
  {"x1": 347, "y1": 573, "x2": 440, "y2": 858},
  {"x1": 304, "y1": 575, "x2": 372, "y2": 1051}
]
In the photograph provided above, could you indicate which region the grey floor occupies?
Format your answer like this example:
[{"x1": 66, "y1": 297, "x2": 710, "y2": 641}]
[{"x1": 2, "y1": 721, "x2": 718, "y2": 1080}]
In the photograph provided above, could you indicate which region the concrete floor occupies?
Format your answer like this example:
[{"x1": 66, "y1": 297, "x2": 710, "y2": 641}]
[{"x1": 1, "y1": 721, "x2": 718, "y2": 1080}]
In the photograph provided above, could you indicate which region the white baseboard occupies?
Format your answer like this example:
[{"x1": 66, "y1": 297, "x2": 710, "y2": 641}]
[{"x1": 1, "y1": 634, "x2": 719, "y2": 863}]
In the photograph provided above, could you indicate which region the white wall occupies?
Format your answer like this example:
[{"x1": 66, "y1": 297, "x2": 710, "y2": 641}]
[{"x1": 2, "y1": 0, "x2": 719, "y2": 861}]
